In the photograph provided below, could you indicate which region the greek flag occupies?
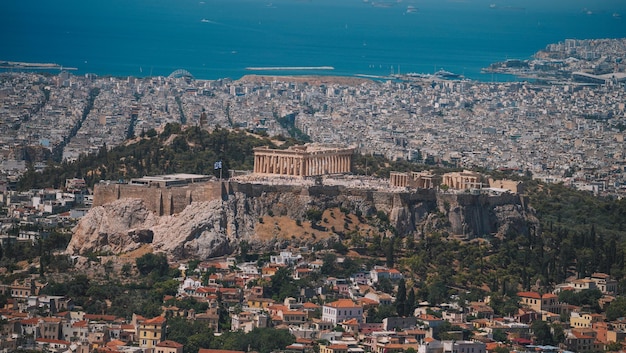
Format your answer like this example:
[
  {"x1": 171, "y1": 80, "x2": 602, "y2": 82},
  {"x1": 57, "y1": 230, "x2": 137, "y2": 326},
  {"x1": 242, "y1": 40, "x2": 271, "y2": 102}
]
[{"x1": 214, "y1": 161, "x2": 222, "y2": 170}]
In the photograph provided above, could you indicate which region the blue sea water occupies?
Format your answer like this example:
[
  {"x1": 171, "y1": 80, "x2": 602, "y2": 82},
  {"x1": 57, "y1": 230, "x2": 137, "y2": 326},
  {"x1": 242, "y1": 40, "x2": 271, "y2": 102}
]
[{"x1": 2, "y1": 0, "x2": 626, "y2": 81}]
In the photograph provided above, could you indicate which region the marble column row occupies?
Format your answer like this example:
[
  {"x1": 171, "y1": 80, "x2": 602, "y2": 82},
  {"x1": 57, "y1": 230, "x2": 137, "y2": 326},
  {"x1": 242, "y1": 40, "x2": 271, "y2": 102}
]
[{"x1": 253, "y1": 153, "x2": 351, "y2": 176}]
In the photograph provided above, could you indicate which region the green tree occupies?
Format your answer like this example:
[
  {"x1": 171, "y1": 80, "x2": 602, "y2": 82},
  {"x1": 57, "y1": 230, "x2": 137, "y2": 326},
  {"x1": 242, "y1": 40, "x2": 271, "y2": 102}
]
[
  {"x1": 492, "y1": 329, "x2": 508, "y2": 342},
  {"x1": 606, "y1": 296, "x2": 626, "y2": 321},
  {"x1": 396, "y1": 278, "x2": 407, "y2": 316},
  {"x1": 136, "y1": 253, "x2": 169, "y2": 277},
  {"x1": 531, "y1": 320, "x2": 554, "y2": 345},
  {"x1": 369, "y1": 304, "x2": 397, "y2": 323},
  {"x1": 406, "y1": 288, "x2": 416, "y2": 316}
]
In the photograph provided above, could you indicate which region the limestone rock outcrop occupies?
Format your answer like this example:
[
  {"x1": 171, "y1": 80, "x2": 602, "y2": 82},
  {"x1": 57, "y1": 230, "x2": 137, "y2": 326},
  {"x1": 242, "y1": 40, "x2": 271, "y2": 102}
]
[
  {"x1": 68, "y1": 183, "x2": 539, "y2": 261},
  {"x1": 67, "y1": 198, "x2": 158, "y2": 255}
]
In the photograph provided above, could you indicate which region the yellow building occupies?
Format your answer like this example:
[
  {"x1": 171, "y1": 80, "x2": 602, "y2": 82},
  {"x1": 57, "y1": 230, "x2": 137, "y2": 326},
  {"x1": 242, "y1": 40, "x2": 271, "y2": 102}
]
[
  {"x1": 570, "y1": 313, "x2": 603, "y2": 329},
  {"x1": 517, "y1": 291, "x2": 561, "y2": 314},
  {"x1": 138, "y1": 316, "x2": 167, "y2": 349},
  {"x1": 247, "y1": 297, "x2": 276, "y2": 310}
]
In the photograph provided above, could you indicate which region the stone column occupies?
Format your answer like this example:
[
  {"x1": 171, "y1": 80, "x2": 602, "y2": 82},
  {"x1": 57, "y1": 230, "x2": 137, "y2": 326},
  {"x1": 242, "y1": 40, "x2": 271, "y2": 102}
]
[
  {"x1": 260, "y1": 155, "x2": 265, "y2": 173},
  {"x1": 276, "y1": 155, "x2": 280, "y2": 174},
  {"x1": 304, "y1": 158, "x2": 308, "y2": 176}
]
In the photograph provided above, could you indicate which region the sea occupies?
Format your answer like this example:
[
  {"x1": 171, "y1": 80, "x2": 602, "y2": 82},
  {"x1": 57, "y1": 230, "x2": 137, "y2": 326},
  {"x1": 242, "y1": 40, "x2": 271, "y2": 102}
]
[{"x1": 3, "y1": 0, "x2": 626, "y2": 82}]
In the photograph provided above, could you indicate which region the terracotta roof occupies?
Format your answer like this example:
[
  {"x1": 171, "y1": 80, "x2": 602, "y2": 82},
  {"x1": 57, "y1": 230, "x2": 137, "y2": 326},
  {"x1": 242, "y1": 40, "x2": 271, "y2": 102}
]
[
  {"x1": 358, "y1": 297, "x2": 379, "y2": 305},
  {"x1": 197, "y1": 287, "x2": 216, "y2": 293},
  {"x1": 418, "y1": 314, "x2": 442, "y2": 321},
  {"x1": 21, "y1": 318, "x2": 40, "y2": 325},
  {"x1": 326, "y1": 299, "x2": 362, "y2": 309},
  {"x1": 107, "y1": 340, "x2": 127, "y2": 347},
  {"x1": 342, "y1": 318, "x2": 360, "y2": 325},
  {"x1": 591, "y1": 273, "x2": 611, "y2": 279},
  {"x1": 84, "y1": 314, "x2": 118, "y2": 321},
  {"x1": 42, "y1": 317, "x2": 62, "y2": 323},
  {"x1": 283, "y1": 311, "x2": 307, "y2": 316},
  {"x1": 486, "y1": 342, "x2": 502, "y2": 351},
  {"x1": 327, "y1": 344, "x2": 349, "y2": 349},
  {"x1": 572, "y1": 331, "x2": 594, "y2": 339},
  {"x1": 72, "y1": 320, "x2": 88, "y2": 328},
  {"x1": 517, "y1": 291, "x2": 541, "y2": 299},
  {"x1": 157, "y1": 340, "x2": 184, "y2": 348},
  {"x1": 143, "y1": 316, "x2": 166, "y2": 325}
]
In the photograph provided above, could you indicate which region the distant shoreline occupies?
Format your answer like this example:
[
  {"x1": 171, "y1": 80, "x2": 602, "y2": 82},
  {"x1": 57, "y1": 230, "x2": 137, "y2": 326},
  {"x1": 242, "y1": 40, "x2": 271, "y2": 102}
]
[
  {"x1": 245, "y1": 66, "x2": 335, "y2": 71},
  {"x1": 238, "y1": 74, "x2": 372, "y2": 85},
  {"x1": 0, "y1": 61, "x2": 77, "y2": 71}
]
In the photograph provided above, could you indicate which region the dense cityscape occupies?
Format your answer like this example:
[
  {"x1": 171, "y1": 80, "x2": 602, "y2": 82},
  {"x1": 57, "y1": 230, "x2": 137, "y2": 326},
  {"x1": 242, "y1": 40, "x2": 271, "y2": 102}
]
[
  {"x1": 2, "y1": 39, "x2": 626, "y2": 196},
  {"x1": 0, "y1": 37, "x2": 626, "y2": 353}
]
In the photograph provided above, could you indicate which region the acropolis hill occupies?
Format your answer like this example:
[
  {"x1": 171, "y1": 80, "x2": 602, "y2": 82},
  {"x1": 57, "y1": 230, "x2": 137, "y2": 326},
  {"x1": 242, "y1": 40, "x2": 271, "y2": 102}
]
[{"x1": 73, "y1": 146, "x2": 537, "y2": 260}]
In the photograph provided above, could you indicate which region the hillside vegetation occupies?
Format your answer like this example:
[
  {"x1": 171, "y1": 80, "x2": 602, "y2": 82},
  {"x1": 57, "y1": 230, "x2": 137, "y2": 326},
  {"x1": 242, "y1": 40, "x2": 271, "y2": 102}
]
[
  {"x1": 13, "y1": 123, "x2": 626, "y2": 297},
  {"x1": 18, "y1": 123, "x2": 429, "y2": 190}
]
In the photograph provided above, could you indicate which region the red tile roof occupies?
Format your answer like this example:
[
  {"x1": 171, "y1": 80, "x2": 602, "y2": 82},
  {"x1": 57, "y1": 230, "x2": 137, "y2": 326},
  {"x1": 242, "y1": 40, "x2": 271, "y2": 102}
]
[
  {"x1": 325, "y1": 299, "x2": 361, "y2": 308},
  {"x1": 84, "y1": 314, "x2": 118, "y2": 321},
  {"x1": 157, "y1": 340, "x2": 184, "y2": 348},
  {"x1": 143, "y1": 316, "x2": 166, "y2": 325},
  {"x1": 517, "y1": 291, "x2": 541, "y2": 299},
  {"x1": 21, "y1": 318, "x2": 40, "y2": 325}
]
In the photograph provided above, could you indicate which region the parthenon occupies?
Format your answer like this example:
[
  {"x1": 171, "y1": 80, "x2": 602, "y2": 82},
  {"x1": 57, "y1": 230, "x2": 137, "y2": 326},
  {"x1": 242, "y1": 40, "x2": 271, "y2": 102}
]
[{"x1": 253, "y1": 145, "x2": 354, "y2": 177}]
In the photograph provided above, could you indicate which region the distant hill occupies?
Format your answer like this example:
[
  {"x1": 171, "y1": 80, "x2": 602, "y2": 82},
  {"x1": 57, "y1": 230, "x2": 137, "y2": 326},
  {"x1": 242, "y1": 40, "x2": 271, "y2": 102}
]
[
  {"x1": 16, "y1": 123, "x2": 427, "y2": 190},
  {"x1": 18, "y1": 124, "x2": 282, "y2": 190}
]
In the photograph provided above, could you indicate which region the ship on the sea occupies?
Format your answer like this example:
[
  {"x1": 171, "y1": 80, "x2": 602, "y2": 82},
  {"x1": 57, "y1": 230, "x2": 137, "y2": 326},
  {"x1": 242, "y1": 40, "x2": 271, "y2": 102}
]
[{"x1": 434, "y1": 69, "x2": 462, "y2": 80}]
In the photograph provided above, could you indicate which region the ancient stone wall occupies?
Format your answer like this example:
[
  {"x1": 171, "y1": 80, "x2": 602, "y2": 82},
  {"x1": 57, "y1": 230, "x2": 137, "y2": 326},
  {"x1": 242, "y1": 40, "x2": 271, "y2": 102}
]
[
  {"x1": 93, "y1": 180, "x2": 528, "y2": 239},
  {"x1": 93, "y1": 181, "x2": 225, "y2": 215}
]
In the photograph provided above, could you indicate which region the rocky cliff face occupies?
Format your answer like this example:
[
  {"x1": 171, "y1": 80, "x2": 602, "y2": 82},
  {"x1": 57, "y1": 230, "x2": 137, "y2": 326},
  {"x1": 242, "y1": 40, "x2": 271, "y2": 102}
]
[{"x1": 68, "y1": 184, "x2": 538, "y2": 260}]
